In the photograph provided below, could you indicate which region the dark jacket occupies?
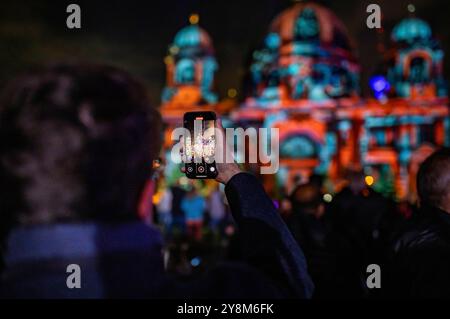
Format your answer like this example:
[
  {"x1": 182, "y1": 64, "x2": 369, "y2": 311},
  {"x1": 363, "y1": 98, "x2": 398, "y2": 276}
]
[
  {"x1": 384, "y1": 206, "x2": 450, "y2": 298},
  {"x1": 286, "y1": 211, "x2": 334, "y2": 299},
  {"x1": 322, "y1": 187, "x2": 398, "y2": 298},
  {"x1": 0, "y1": 173, "x2": 313, "y2": 299}
]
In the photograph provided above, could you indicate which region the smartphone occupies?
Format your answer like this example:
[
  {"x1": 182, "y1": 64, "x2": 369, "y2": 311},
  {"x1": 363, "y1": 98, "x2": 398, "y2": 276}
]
[{"x1": 183, "y1": 111, "x2": 218, "y2": 179}]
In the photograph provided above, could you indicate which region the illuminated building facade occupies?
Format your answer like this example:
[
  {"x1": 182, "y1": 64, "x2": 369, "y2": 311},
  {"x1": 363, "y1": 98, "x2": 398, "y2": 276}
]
[
  {"x1": 161, "y1": 21, "x2": 218, "y2": 123},
  {"x1": 160, "y1": 18, "x2": 233, "y2": 185},
  {"x1": 231, "y1": 2, "x2": 449, "y2": 201},
  {"x1": 160, "y1": 4, "x2": 449, "y2": 202}
]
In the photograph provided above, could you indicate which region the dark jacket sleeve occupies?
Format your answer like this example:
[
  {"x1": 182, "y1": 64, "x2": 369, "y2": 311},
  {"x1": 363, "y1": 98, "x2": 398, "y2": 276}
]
[{"x1": 225, "y1": 172, "x2": 314, "y2": 298}]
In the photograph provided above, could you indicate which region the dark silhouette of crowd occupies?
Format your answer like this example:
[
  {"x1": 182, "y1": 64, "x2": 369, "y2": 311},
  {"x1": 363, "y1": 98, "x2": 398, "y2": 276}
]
[
  {"x1": 285, "y1": 150, "x2": 450, "y2": 299},
  {"x1": 0, "y1": 63, "x2": 449, "y2": 299}
]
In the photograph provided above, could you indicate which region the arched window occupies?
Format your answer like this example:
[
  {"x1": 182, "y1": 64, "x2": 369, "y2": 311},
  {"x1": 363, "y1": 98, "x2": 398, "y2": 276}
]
[{"x1": 280, "y1": 134, "x2": 318, "y2": 158}]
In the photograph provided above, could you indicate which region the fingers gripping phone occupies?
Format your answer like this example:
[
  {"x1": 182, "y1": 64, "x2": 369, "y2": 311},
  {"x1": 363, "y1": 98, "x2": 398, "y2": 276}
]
[{"x1": 183, "y1": 111, "x2": 218, "y2": 179}]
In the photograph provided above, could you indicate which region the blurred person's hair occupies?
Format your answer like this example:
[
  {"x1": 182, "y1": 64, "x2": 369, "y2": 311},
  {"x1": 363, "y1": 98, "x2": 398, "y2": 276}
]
[
  {"x1": 343, "y1": 168, "x2": 366, "y2": 194},
  {"x1": 289, "y1": 183, "x2": 323, "y2": 216},
  {"x1": 0, "y1": 64, "x2": 162, "y2": 237},
  {"x1": 417, "y1": 148, "x2": 450, "y2": 212},
  {"x1": 309, "y1": 173, "x2": 324, "y2": 188}
]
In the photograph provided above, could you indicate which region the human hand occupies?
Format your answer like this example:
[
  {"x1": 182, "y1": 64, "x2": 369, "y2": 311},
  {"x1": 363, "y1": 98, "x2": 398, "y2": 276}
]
[{"x1": 214, "y1": 119, "x2": 241, "y2": 185}]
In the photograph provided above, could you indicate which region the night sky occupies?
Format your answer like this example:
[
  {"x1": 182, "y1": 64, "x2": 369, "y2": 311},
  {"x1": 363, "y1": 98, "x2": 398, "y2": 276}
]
[{"x1": 1, "y1": 0, "x2": 449, "y2": 106}]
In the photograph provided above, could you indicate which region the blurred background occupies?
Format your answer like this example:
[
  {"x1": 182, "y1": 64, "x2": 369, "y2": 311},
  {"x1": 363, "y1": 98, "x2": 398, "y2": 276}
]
[{"x1": 1, "y1": 0, "x2": 449, "y2": 104}]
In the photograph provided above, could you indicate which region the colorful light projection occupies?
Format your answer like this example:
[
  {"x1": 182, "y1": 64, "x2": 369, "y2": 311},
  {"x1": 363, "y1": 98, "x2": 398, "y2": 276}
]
[
  {"x1": 158, "y1": 4, "x2": 449, "y2": 203},
  {"x1": 386, "y1": 17, "x2": 447, "y2": 99},
  {"x1": 232, "y1": 2, "x2": 449, "y2": 201},
  {"x1": 161, "y1": 15, "x2": 218, "y2": 111},
  {"x1": 248, "y1": 3, "x2": 360, "y2": 107}
]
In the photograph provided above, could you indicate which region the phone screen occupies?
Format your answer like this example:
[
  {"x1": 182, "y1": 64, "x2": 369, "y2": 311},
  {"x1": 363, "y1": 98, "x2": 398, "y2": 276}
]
[
  {"x1": 184, "y1": 112, "x2": 218, "y2": 179},
  {"x1": 185, "y1": 119, "x2": 215, "y2": 163}
]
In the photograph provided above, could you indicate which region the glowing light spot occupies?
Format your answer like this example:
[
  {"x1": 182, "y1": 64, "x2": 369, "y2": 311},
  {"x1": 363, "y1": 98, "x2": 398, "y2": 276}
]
[
  {"x1": 164, "y1": 56, "x2": 173, "y2": 65},
  {"x1": 169, "y1": 46, "x2": 179, "y2": 55},
  {"x1": 365, "y1": 175, "x2": 375, "y2": 186},
  {"x1": 370, "y1": 76, "x2": 390, "y2": 93},
  {"x1": 323, "y1": 194, "x2": 333, "y2": 203},
  {"x1": 179, "y1": 176, "x2": 189, "y2": 187},
  {"x1": 265, "y1": 33, "x2": 281, "y2": 50},
  {"x1": 369, "y1": 75, "x2": 390, "y2": 100},
  {"x1": 189, "y1": 14, "x2": 200, "y2": 25},
  {"x1": 407, "y1": 4, "x2": 416, "y2": 13},
  {"x1": 152, "y1": 192, "x2": 161, "y2": 205},
  {"x1": 225, "y1": 225, "x2": 235, "y2": 236},
  {"x1": 191, "y1": 257, "x2": 201, "y2": 267},
  {"x1": 227, "y1": 88, "x2": 238, "y2": 98}
]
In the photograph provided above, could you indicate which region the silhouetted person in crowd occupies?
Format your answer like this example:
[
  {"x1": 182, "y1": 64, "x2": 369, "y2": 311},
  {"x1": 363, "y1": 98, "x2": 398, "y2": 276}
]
[
  {"x1": 326, "y1": 169, "x2": 397, "y2": 298},
  {"x1": 287, "y1": 183, "x2": 334, "y2": 298},
  {"x1": 181, "y1": 186, "x2": 205, "y2": 241},
  {"x1": 288, "y1": 183, "x2": 327, "y2": 257},
  {"x1": 168, "y1": 181, "x2": 187, "y2": 236},
  {"x1": 309, "y1": 173, "x2": 325, "y2": 190},
  {"x1": 207, "y1": 185, "x2": 226, "y2": 234},
  {"x1": 156, "y1": 186, "x2": 173, "y2": 230},
  {"x1": 384, "y1": 148, "x2": 450, "y2": 298},
  {"x1": 0, "y1": 64, "x2": 313, "y2": 299}
]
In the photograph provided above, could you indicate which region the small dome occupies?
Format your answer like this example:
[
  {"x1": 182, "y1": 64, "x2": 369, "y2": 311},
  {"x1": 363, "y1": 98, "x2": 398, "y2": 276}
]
[
  {"x1": 270, "y1": 2, "x2": 354, "y2": 50},
  {"x1": 173, "y1": 25, "x2": 213, "y2": 51},
  {"x1": 391, "y1": 18, "x2": 432, "y2": 43}
]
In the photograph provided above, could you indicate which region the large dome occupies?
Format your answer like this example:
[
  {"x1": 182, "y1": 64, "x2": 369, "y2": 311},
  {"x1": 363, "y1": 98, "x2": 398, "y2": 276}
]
[{"x1": 270, "y1": 2, "x2": 354, "y2": 51}]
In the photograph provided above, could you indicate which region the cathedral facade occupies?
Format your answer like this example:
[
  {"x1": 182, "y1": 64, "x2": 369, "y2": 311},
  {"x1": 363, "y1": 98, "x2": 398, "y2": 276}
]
[{"x1": 160, "y1": 3, "x2": 449, "y2": 202}]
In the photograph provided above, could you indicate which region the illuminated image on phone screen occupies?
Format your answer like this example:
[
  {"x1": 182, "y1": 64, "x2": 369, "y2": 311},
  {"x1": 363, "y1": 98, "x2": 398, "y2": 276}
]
[{"x1": 185, "y1": 119, "x2": 215, "y2": 164}]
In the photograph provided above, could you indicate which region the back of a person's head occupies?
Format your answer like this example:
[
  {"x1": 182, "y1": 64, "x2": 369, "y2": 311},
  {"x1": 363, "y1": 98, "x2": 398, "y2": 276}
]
[
  {"x1": 0, "y1": 64, "x2": 161, "y2": 235},
  {"x1": 290, "y1": 183, "x2": 323, "y2": 216},
  {"x1": 417, "y1": 148, "x2": 450, "y2": 213},
  {"x1": 344, "y1": 168, "x2": 366, "y2": 195}
]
